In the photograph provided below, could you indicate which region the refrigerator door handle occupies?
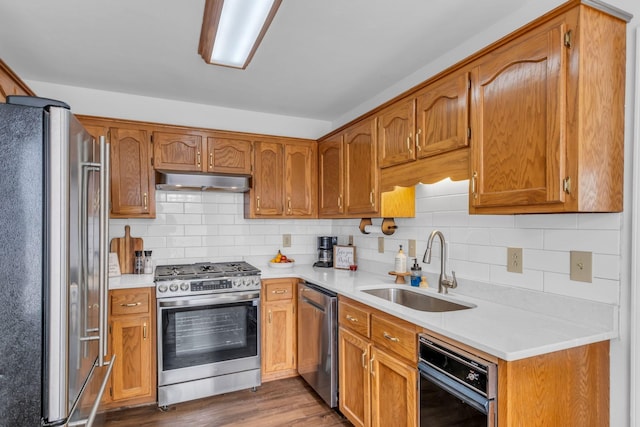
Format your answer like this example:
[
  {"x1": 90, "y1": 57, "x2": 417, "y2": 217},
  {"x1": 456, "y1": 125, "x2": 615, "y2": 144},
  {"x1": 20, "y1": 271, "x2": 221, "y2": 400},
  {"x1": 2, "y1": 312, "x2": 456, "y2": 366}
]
[
  {"x1": 98, "y1": 136, "x2": 111, "y2": 366},
  {"x1": 67, "y1": 354, "x2": 116, "y2": 427}
]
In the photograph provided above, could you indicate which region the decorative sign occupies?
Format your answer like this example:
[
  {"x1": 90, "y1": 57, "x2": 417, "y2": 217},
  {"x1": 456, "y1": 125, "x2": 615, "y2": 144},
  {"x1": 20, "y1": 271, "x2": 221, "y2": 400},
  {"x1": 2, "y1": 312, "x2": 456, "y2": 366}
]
[
  {"x1": 334, "y1": 245, "x2": 356, "y2": 270},
  {"x1": 108, "y1": 252, "x2": 121, "y2": 277}
]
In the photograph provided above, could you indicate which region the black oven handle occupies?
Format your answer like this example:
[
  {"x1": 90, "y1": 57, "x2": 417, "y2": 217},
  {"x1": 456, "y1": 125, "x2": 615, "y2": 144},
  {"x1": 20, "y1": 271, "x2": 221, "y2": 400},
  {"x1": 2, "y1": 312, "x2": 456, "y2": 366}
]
[
  {"x1": 419, "y1": 361, "x2": 490, "y2": 415},
  {"x1": 158, "y1": 291, "x2": 260, "y2": 309}
]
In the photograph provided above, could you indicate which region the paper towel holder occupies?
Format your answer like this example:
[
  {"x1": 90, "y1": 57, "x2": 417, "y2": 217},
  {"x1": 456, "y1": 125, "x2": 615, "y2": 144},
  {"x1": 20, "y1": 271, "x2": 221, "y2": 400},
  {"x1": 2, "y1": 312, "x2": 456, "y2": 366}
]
[{"x1": 359, "y1": 218, "x2": 397, "y2": 236}]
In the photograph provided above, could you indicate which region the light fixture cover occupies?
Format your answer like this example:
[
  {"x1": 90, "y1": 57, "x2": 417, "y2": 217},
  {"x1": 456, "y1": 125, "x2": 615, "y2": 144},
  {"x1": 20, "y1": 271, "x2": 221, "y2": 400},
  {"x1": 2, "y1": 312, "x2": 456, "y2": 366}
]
[{"x1": 198, "y1": 0, "x2": 282, "y2": 69}]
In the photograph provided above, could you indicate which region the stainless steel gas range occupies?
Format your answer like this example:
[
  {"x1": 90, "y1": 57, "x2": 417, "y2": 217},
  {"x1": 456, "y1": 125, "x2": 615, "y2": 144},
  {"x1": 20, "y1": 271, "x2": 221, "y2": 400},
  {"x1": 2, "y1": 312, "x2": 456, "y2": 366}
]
[{"x1": 155, "y1": 261, "x2": 261, "y2": 408}]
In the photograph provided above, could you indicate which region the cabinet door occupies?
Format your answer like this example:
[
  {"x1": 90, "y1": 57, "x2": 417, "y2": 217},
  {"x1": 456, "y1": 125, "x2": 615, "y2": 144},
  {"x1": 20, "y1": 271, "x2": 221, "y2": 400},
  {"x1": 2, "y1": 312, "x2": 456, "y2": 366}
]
[
  {"x1": 370, "y1": 346, "x2": 418, "y2": 427},
  {"x1": 0, "y1": 59, "x2": 34, "y2": 102},
  {"x1": 415, "y1": 71, "x2": 469, "y2": 158},
  {"x1": 284, "y1": 142, "x2": 316, "y2": 217},
  {"x1": 109, "y1": 127, "x2": 155, "y2": 218},
  {"x1": 339, "y1": 327, "x2": 370, "y2": 427},
  {"x1": 262, "y1": 301, "x2": 296, "y2": 377},
  {"x1": 470, "y1": 22, "x2": 567, "y2": 209},
  {"x1": 206, "y1": 136, "x2": 252, "y2": 174},
  {"x1": 153, "y1": 131, "x2": 204, "y2": 172},
  {"x1": 344, "y1": 118, "x2": 378, "y2": 215},
  {"x1": 378, "y1": 99, "x2": 416, "y2": 168},
  {"x1": 318, "y1": 136, "x2": 344, "y2": 217},
  {"x1": 110, "y1": 315, "x2": 153, "y2": 401},
  {"x1": 252, "y1": 141, "x2": 284, "y2": 216}
]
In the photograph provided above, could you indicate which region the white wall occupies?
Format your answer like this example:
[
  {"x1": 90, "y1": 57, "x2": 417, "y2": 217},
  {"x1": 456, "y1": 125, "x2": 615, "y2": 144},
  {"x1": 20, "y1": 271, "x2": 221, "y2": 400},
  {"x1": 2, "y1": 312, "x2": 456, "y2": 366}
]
[{"x1": 24, "y1": 81, "x2": 332, "y2": 140}]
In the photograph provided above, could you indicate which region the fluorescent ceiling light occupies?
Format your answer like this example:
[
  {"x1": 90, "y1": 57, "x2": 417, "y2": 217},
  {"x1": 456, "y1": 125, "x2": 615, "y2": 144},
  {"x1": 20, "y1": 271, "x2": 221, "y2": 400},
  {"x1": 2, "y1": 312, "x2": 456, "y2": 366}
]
[{"x1": 199, "y1": 0, "x2": 282, "y2": 69}]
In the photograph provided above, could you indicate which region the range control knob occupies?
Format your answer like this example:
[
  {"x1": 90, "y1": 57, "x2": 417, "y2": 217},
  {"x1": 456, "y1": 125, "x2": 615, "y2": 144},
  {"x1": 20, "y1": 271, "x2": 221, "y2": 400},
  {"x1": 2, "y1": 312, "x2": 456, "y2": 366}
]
[
  {"x1": 169, "y1": 282, "x2": 179, "y2": 292},
  {"x1": 180, "y1": 282, "x2": 190, "y2": 291},
  {"x1": 157, "y1": 284, "x2": 168, "y2": 293}
]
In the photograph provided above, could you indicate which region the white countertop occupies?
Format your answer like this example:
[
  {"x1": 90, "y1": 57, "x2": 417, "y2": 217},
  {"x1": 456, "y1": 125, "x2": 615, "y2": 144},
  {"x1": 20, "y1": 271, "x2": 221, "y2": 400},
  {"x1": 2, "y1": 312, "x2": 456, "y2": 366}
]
[
  {"x1": 259, "y1": 263, "x2": 616, "y2": 362},
  {"x1": 111, "y1": 264, "x2": 616, "y2": 362}
]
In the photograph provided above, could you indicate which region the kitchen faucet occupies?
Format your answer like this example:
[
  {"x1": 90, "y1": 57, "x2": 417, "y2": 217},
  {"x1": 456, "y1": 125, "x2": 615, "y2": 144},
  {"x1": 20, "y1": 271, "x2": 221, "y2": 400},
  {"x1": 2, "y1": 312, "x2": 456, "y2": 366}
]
[{"x1": 423, "y1": 230, "x2": 457, "y2": 294}]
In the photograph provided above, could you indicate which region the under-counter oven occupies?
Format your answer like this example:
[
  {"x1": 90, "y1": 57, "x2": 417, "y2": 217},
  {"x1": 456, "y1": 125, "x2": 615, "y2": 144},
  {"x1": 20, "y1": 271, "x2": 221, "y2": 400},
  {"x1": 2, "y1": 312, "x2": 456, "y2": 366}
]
[
  {"x1": 419, "y1": 334, "x2": 497, "y2": 426},
  {"x1": 155, "y1": 262, "x2": 261, "y2": 408}
]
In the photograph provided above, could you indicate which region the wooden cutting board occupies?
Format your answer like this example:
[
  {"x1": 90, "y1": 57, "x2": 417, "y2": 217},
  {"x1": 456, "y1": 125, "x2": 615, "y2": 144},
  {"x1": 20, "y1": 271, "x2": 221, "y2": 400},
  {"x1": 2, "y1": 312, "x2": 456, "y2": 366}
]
[{"x1": 110, "y1": 225, "x2": 144, "y2": 274}]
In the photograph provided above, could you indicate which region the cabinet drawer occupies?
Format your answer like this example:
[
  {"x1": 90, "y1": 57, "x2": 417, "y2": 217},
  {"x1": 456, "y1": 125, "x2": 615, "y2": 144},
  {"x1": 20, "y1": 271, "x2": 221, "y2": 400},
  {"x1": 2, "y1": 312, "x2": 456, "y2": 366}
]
[
  {"x1": 339, "y1": 300, "x2": 370, "y2": 338},
  {"x1": 111, "y1": 290, "x2": 151, "y2": 316},
  {"x1": 371, "y1": 314, "x2": 416, "y2": 363},
  {"x1": 264, "y1": 280, "x2": 295, "y2": 302}
]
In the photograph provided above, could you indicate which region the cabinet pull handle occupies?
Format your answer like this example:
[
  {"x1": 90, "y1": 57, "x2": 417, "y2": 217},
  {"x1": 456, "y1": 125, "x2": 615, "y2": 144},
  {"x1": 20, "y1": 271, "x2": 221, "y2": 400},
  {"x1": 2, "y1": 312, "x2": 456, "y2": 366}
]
[
  {"x1": 272, "y1": 289, "x2": 287, "y2": 294},
  {"x1": 287, "y1": 197, "x2": 292, "y2": 213},
  {"x1": 196, "y1": 151, "x2": 201, "y2": 167},
  {"x1": 406, "y1": 136, "x2": 412, "y2": 153},
  {"x1": 209, "y1": 152, "x2": 213, "y2": 169},
  {"x1": 369, "y1": 191, "x2": 374, "y2": 207},
  {"x1": 416, "y1": 128, "x2": 422, "y2": 151},
  {"x1": 471, "y1": 171, "x2": 478, "y2": 199},
  {"x1": 361, "y1": 350, "x2": 367, "y2": 368},
  {"x1": 120, "y1": 302, "x2": 141, "y2": 307},
  {"x1": 143, "y1": 322, "x2": 147, "y2": 340},
  {"x1": 346, "y1": 315, "x2": 358, "y2": 323},
  {"x1": 370, "y1": 356, "x2": 375, "y2": 376},
  {"x1": 337, "y1": 195, "x2": 342, "y2": 208},
  {"x1": 383, "y1": 332, "x2": 400, "y2": 342},
  {"x1": 268, "y1": 310, "x2": 272, "y2": 323},
  {"x1": 256, "y1": 196, "x2": 261, "y2": 211},
  {"x1": 143, "y1": 193, "x2": 148, "y2": 211}
]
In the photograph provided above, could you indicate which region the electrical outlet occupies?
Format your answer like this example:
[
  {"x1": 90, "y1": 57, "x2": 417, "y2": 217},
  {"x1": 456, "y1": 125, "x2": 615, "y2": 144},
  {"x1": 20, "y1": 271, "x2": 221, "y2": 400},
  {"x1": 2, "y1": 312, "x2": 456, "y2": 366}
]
[
  {"x1": 348, "y1": 235, "x2": 353, "y2": 245},
  {"x1": 408, "y1": 239, "x2": 417, "y2": 258},
  {"x1": 506, "y1": 247, "x2": 523, "y2": 273},
  {"x1": 570, "y1": 251, "x2": 592, "y2": 283},
  {"x1": 282, "y1": 234, "x2": 291, "y2": 248},
  {"x1": 378, "y1": 237, "x2": 384, "y2": 253}
]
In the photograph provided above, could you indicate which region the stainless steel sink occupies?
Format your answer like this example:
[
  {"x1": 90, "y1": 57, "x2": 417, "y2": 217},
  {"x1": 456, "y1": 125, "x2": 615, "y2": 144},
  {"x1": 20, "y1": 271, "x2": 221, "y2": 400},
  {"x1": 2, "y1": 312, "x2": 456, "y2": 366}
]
[{"x1": 361, "y1": 288, "x2": 474, "y2": 312}]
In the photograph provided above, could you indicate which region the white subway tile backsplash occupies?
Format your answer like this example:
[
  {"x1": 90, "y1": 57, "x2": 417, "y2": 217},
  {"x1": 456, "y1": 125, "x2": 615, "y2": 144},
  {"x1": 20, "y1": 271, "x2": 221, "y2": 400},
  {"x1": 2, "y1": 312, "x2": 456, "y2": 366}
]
[
  {"x1": 543, "y1": 229, "x2": 620, "y2": 254},
  {"x1": 111, "y1": 178, "x2": 621, "y2": 309}
]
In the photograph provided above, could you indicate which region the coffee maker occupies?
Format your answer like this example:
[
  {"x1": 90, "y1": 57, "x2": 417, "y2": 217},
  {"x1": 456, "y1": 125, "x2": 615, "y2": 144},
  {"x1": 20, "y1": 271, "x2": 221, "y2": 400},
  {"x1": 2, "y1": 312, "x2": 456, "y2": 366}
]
[{"x1": 314, "y1": 236, "x2": 338, "y2": 267}]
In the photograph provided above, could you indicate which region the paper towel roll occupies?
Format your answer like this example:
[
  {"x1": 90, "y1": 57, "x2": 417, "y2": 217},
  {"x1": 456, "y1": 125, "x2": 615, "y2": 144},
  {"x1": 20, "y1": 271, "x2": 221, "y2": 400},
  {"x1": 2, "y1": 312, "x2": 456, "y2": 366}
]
[{"x1": 363, "y1": 225, "x2": 382, "y2": 234}]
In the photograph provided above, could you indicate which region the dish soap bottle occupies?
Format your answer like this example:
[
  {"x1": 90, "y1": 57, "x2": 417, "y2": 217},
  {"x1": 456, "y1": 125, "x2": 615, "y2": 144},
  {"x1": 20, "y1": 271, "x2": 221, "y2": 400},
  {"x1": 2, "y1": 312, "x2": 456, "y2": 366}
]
[
  {"x1": 395, "y1": 245, "x2": 407, "y2": 274},
  {"x1": 410, "y1": 258, "x2": 421, "y2": 287}
]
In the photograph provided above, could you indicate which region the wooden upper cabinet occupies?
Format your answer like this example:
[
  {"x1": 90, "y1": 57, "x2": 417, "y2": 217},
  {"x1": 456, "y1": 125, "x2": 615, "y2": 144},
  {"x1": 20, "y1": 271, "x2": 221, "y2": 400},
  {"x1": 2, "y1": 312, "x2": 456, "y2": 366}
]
[
  {"x1": 252, "y1": 141, "x2": 284, "y2": 216},
  {"x1": 206, "y1": 136, "x2": 252, "y2": 175},
  {"x1": 318, "y1": 135, "x2": 344, "y2": 216},
  {"x1": 285, "y1": 142, "x2": 316, "y2": 217},
  {"x1": 110, "y1": 127, "x2": 155, "y2": 218},
  {"x1": 0, "y1": 59, "x2": 34, "y2": 102},
  {"x1": 415, "y1": 71, "x2": 470, "y2": 158},
  {"x1": 246, "y1": 139, "x2": 316, "y2": 218},
  {"x1": 153, "y1": 131, "x2": 203, "y2": 172},
  {"x1": 469, "y1": 5, "x2": 626, "y2": 213},
  {"x1": 377, "y1": 99, "x2": 416, "y2": 168},
  {"x1": 344, "y1": 117, "x2": 378, "y2": 216}
]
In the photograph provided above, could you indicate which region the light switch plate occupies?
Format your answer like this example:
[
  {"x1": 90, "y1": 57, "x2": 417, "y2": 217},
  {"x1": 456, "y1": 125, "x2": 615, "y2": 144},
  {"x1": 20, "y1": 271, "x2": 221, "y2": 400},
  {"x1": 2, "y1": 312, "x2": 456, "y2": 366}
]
[
  {"x1": 378, "y1": 237, "x2": 384, "y2": 253},
  {"x1": 348, "y1": 235, "x2": 353, "y2": 245},
  {"x1": 570, "y1": 251, "x2": 592, "y2": 283},
  {"x1": 282, "y1": 234, "x2": 291, "y2": 248},
  {"x1": 507, "y1": 247, "x2": 523, "y2": 273},
  {"x1": 408, "y1": 239, "x2": 417, "y2": 258}
]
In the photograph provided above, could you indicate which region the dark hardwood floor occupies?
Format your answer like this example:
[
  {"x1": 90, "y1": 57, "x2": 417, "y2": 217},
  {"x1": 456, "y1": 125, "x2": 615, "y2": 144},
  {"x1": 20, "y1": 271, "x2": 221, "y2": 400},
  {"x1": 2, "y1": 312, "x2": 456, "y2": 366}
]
[{"x1": 103, "y1": 377, "x2": 352, "y2": 427}]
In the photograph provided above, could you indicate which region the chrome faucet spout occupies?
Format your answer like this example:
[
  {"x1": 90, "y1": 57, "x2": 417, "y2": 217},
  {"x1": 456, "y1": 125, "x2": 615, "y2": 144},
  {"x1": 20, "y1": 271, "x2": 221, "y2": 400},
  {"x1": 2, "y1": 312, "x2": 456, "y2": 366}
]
[{"x1": 422, "y1": 230, "x2": 457, "y2": 294}]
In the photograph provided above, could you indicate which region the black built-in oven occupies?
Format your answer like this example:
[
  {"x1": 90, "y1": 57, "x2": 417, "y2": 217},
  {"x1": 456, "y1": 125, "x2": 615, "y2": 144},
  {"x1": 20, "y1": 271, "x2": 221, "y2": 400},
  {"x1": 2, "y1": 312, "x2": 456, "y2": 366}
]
[{"x1": 419, "y1": 334, "x2": 497, "y2": 426}]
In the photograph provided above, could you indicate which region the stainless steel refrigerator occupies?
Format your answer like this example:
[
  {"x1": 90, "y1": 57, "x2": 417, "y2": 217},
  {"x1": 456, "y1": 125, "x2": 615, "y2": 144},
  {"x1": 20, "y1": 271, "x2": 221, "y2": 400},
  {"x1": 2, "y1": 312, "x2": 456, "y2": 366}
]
[{"x1": 0, "y1": 96, "x2": 114, "y2": 426}]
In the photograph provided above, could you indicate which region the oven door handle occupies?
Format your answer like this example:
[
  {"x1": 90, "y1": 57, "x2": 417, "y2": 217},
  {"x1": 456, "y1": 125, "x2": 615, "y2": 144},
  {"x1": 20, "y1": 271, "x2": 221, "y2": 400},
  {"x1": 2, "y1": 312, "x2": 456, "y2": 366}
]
[
  {"x1": 419, "y1": 362, "x2": 490, "y2": 414},
  {"x1": 158, "y1": 291, "x2": 260, "y2": 308}
]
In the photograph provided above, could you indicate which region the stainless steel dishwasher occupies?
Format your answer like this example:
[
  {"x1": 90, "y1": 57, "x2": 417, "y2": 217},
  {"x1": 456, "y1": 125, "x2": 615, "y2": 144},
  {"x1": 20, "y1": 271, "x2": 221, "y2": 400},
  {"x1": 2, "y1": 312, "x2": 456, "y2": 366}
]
[{"x1": 297, "y1": 281, "x2": 338, "y2": 408}]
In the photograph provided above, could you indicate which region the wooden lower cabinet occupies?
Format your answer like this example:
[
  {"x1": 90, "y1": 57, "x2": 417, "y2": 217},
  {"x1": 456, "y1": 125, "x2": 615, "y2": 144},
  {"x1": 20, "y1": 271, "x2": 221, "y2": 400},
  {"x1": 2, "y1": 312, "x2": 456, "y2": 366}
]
[
  {"x1": 103, "y1": 288, "x2": 156, "y2": 408},
  {"x1": 338, "y1": 297, "x2": 418, "y2": 427},
  {"x1": 261, "y1": 278, "x2": 297, "y2": 381}
]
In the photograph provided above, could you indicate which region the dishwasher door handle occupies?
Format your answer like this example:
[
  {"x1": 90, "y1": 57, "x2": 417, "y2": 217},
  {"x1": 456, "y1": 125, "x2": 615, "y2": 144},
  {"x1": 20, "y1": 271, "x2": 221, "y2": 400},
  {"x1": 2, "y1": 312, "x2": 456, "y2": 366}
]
[{"x1": 300, "y1": 296, "x2": 326, "y2": 312}]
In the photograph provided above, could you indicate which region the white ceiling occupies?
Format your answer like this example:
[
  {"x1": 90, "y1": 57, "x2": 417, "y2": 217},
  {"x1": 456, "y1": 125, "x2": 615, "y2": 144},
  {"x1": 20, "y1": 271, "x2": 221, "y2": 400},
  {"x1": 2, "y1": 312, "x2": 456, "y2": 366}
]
[{"x1": 0, "y1": 0, "x2": 531, "y2": 122}]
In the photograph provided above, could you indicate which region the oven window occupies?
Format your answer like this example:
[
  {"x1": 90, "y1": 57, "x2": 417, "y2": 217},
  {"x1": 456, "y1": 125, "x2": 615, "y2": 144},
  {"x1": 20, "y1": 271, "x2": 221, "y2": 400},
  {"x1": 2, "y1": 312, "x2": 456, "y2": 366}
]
[
  {"x1": 420, "y1": 372, "x2": 488, "y2": 427},
  {"x1": 161, "y1": 301, "x2": 258, "y2": 371}
]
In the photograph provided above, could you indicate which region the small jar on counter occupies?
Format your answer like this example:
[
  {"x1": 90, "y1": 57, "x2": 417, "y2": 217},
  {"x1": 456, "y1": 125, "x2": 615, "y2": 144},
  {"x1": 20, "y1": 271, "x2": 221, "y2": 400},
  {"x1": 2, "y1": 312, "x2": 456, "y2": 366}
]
[
  {"x1": 143, "y1": 250, "x2": 153, "y2": 274},
  {"x1": 134, "y1": 250, "x2": 144, "y2": 274}
]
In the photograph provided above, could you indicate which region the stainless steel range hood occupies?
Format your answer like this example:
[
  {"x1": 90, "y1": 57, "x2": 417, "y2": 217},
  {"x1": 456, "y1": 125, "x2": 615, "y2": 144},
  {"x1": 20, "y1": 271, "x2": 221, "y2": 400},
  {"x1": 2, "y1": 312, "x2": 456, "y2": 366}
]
[{"x1": 155, "y1": 171, "x2": 251, "y2": 192}]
